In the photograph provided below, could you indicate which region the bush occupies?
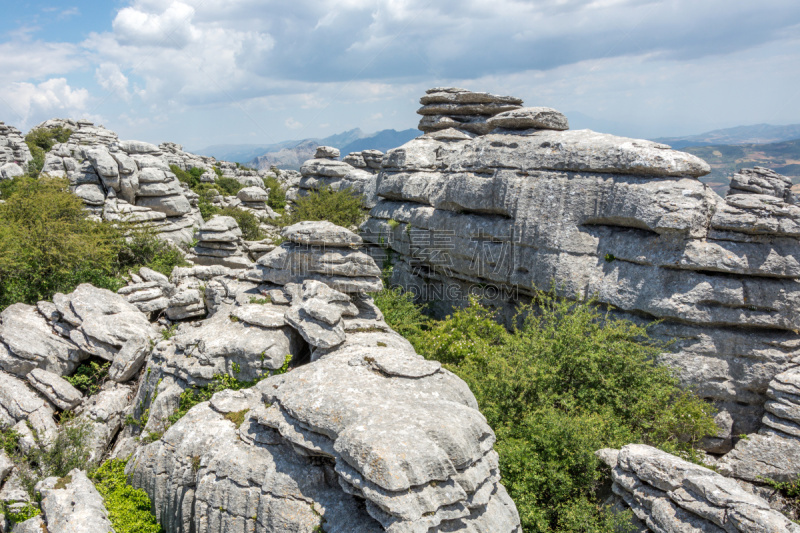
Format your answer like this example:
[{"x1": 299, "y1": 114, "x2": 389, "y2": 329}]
[
  {"x1": 65, "y1": 360, "x2": 110, "y2": 396},
  {"x1": 218, "y1": 207, "x2": 263, "y2": 241},
  {"x1": 262, "y1": 175, "x2": 286, "y2": 211},
  {"x1": 169, "y1": 164, "x2": 205, "y2": 189},
  {"x1": 214, "y1": 177, "x2": 243, "y2": 196},
  {"x1": 24, "y1": 126, "x2": 72, "y2": 178},
  {"x1": 374, "y1": 289, "x2": 717, "y2": 533},
  {"x1": 0, "y1": 177, "x2": 124, "y2": 309},
  {"x1": 0, "y1": 176, "x2": 188, "y2": 311},
  {"x1": 280, "y1": 186, "x2": 365, "y2": 228},
  {"x1": 91, "y1": 459, "x2": 163, "y2": 533}
]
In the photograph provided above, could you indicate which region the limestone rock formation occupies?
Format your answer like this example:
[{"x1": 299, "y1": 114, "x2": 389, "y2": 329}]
[
  {"x1": 598, "y1": 444, "x2": 800, "y2": 533},
  {"x1": 417, "y1": 87, "x2": 523, "y2": 135},
  {"x1": 187, "y1": 215, "x2": 253, "y2": 269},
  {"x1": 0, "y1": 121, "x2": 32, "y2": 169},
  {"x1": 243, "y1": 221, "x2": 383, "y2": 293},
  {"x1": 299, "y1": 149, "x2": 379, "y2": 207},
  {"x1": 37, "y1": 469, "x2": 115, "y2": 532}
]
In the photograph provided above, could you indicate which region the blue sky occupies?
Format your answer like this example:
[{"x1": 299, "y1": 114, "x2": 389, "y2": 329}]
[{"x1": 1, "y1": 0, "x2": 799, "y2": 150}]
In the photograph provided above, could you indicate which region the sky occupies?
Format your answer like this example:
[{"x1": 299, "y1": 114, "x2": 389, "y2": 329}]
[{"x1": 0, "y1": 0, "x2": 799, "y2": 150}]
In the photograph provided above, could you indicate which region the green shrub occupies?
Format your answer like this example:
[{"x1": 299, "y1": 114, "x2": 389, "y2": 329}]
[
  {"x1": 169, "y1": 164, "x2": 205, "y2": 189},
  {"x1": 214, "y1": 177, "x2": 243, "y2": 196},
  {"x1": 2, "y1": 502, "x2": 41, "y2": 525},
  {"x1": 262, "y1": 175, "x2": 286, "y2": 211},
  {"x1": 65, "y1": 360, "x2": 110, "y2": 396},
  {"x1": 24, "y1": 126, "x2": 72, "y2": 178},
  {"x1": 218, "y1": 207, "x2": 263, "y2": 241},
  {"x1": 280, "y1": 186, "x2": 365, "y2": 228},
  {"x1": 213, "y1": 166, "x2": 223, "y2": 179},
  {"x1": 116, "y1": 228, "x2": 189, "y2": 277},
  {"x1": 374, "y1": 289, "x2": 717, "y2": 533},
  {"x1": 91, "y1": 459, "x2": 164, "y2": 533},
  {"x1": 0, "y1": 177, "x2": 124, "y2": 309}
]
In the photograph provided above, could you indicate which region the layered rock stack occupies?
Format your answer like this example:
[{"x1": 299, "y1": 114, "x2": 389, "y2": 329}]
[
  {"x1": 187, "y1": 215, "x2": 253, "y2": 269},
  {"x1": 417, "y1": 87, "x2": 523, "y2": 135},
  {"x1": 124, "y1": 221, "x2": 520, "y2": 532},
  {"x1": 37, "y1": 118, "x2": 119, "y2": 146},
  {"x1": 343, "y1": 149, "x2": 384, "y2": 172},
  {"x1": 299, "y1": 145, "x2": 378, "y2": 207},
  {"x1": 598, "y1": 445, "x2": 800, "y2": 533},
  {"x1": 243, "y1": 220, "x2": 383, "y2": 293},
  {"x1": 366, "y1": 88, "x2": 800, "y2": 452},
  {"x1": 0, "y1": 121, "x2": 32, "y2": 179}
]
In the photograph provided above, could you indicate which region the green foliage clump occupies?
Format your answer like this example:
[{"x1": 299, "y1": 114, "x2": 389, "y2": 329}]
[
  {"x1": 91, "y1": 459, "x2": 164, "y2": 533},
  {"x1": 759, "y1": 476, "x2": 800, "y2": 517},
  {"x1": 24, "y1": 126, "x2": 72, "y2": 178},
  {"x1": 0, "y1": 176, "x2": 188, "y2": 311},
  {"x1": 166, "y1": 355, "x2": 292, "y2": 426},
  {"x1": 0, "y1": 177, "x2": 124, "y2": 309},
  {"x1": 279, "y1": 186, "x2": 365, "y2": 228},
  {"x1": 262, "y1": 175, "x2": 286, "y2": 211},
  {"x1": 375, "y1": 289, "x2": 717, "y2": 533},
  {"x1": 65, "y1": 360, "x2": 110, "y2": 396},
  {"x1": 214, "y1": 177, "x2": 244, "y2": 196},
  {"x1": 2, "y1": 502, "x2": 41, "y2": 525},
  {"x1": 219, "y1": 207, "x2": 263, "y2": 241},
  {"x1": 169, "y1": 164, "x2": 205, "y2": 189}
]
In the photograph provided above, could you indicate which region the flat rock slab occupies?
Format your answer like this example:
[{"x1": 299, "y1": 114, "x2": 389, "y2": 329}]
[
  {"x1": 488, "y1": 106, "x2": 569, "y2": 131},
  {"x1": 281, "y1": 220, "x2": 363, "y2": 247},
  {"x1": 26, "y1": 368, "x2": 82, "y2": 411},
  {"x1": 38, "y1": 469, "x2": 114, "y2": 533}
]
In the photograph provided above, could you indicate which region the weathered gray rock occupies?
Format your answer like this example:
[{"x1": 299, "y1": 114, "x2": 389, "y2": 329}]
[
  {"x1": 487, "y1": 106, "x2": 569, "y2": 131},
  {"x1": 0, "y1": 303, "x2": 82, "y2": 377},
  {"x1": 0, "y1": 163, "x2": 24, "y2": 180},
  {"x1": 299, "y1": 157, "x2": 378, "y2": 207},
  {"x1": 75, "y1": 383, "x2": 133, "y2": 464},
  {"x1": 38, "y1": 469, "x2": 114, "y2": 532},
  {"x1": 728, "y1": 167, "x2": 795, "y2": 203},
  {"x1": 282, "y1": 220, "x2": 362, "y2": 247},
  {"x1": 136, "y1": 194, "x2": 192, "y2": 216},
  {"x1": 237, "y1": 186, "x2": 269, "y2": 203},
  {"x1": 599, "y1": 444, "x2": 800, "y2": 533},
  {"x1": 315, "y1": 145, "x2": 340, "y2": 159},
  {"x1": 0, "y1": 371, "x2": 58, "y2": 447},
  {"x1": 26, "y1": 368, "x2": 82, "y2": 411}
]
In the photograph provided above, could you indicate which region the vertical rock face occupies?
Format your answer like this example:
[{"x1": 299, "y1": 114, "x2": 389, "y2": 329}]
[
  {"x1": 363, "y1": 88, "x2": 800, "y2": 441},
  {"x1": 0, "y1": 121, "x2": 32, "y2": 170}
]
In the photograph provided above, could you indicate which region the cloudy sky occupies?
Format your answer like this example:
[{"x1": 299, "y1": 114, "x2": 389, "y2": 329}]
[{"x1": 1, "y1": 0, "x2": 799, "y2": 150}]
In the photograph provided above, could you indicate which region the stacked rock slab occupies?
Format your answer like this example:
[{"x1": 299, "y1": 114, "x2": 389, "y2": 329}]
[
  {"x1": 343, "y1": 149, "x2": 384, "y2": 172},
  {"x1": 417, "y1": 87, "x2": 523, "y2": 135},
  {"x1": 364, "y1": 88, "x2": 800, "y2": 450},
  {"x1": 0, "y1": 121, "x2": 32, "y2": 179},
  {"x1": 243, "y1": 220, "x2": 383, "y2": 293},
  {"x1": 187, "y1": 215, "x2": 253, "y2": 269},
  {"x1": 597, "y1": 444, "x2": 800, "y2": 532},
  {"x1": 299, "y1": 145, "x2": 379, "y2": 207},
  {"x1": 127, "y1": 224, "x2": 520, "y2": 531}
]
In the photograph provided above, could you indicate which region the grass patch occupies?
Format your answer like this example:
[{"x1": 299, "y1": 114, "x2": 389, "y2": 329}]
[
  {"x1": 169, "y1": 164, "x2": 205, "y2": 189},
  {"x1": 91, "y1": 459, "x2": 164, "y2": 533},
  {"x1": 279, "y1": 185, "x2": 365, "y2": 228},
  {"x1": 2, "y1": 502, "x2": 41, "y2": 525},
  {"x1": 224, "y1": 410, "x2": 248, "y2": 428},
  {"x1": 374, "y1": 288, "x2": 717, "y2": 533}
]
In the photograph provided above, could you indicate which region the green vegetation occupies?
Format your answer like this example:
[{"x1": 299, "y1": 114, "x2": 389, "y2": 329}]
[
  {"x1": 165, "y1": 354, "x2": 292, "y2": 427},
  {"x1": 1, "y1": 417, "x2": 94, "y2": 498},
  {"x1": 759, "y1": 476, "x2": 800, "y2": 517},
  {"x1": 279, "y1": 185, "x2": 365, "y2": 228},
  {"x1": 0, "y1": 176, "x2": 188, "y2": 311},
  {"x1": 262, "y1": 175, "x2": 287, "y2": 211},
  {"x1": 24, "y1": 126, "x2": 72, "y2": 178},
  {"x1": 2, "y1": 502, "x2": 41, "y2": 525},
  {"x1": 374, "y1": 288, "x2": 717, "y2": 533},
  {"x1": 91, "y1": 459, "x2": 164, "y2": 533},
  {"x1": 169, "y1": 164, "x2": 206, "y2": 189},
  {"x1": 65, "y1": 360, "x2": 110, "y2": 396}
]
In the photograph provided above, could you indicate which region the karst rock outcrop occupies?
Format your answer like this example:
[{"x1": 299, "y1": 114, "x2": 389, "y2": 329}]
[{"x1": 360, "y1": 87, "x2": 800, "y2": 530}]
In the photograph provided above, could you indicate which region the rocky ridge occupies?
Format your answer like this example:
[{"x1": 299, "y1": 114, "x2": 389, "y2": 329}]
[{"x1": 362, "y1": 87, "x2": 800, "y2": 531}]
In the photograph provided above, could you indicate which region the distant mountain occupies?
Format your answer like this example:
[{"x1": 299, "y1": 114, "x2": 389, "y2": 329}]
[
  {"x1": 682, "y1": 138, "x2": 800, "y2": 195},
  {"x1": 654, "y1": 123, "x2": 800, "y2": 149},
  {"x1": 240, "y1": 128, "x2": 419, "y2": 171}
]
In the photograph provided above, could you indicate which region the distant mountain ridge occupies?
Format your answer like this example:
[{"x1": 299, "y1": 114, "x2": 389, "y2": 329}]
[
  {"x1": 196, "y1": 128, "x2": 419, "y2": 170},
  {"x1": 654, "y1": 123, "x2": 800, "y2": 149}
]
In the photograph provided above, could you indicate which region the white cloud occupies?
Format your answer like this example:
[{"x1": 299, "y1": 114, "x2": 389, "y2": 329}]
[
  {"x1": 0, "y1": 78, "x2": 90, "y2": 128},
  {"x1": 113, "y1": 1, "x2": 197, "y2": 48},
  {"x1": 285, "y1": 117, "x2": 303, "y2": 130},
  {"x1": 96, "y1": 63, "x2": 131, "y2": 101}
]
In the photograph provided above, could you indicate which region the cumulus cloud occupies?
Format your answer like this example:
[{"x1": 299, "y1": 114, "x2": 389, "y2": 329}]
[
  {"x1": 285, "y1": 117, "x2": 303, "y2": 129},
  {"x1": 0, "y1": 78, "x2": 90, "y2": 128},
  {"x1": 96, "y1": 63, "x2": 131, "y2": 100}
]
